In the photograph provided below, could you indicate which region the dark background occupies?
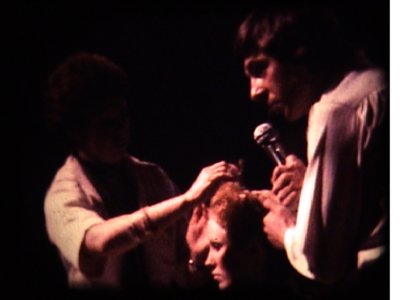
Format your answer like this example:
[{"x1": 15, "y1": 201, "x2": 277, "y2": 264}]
[{"x1": 12, "y1": 0, "x2": 388, "y2": 292}]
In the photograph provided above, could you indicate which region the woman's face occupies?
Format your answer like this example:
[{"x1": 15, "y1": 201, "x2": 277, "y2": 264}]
[
  {"x1": 77, "y1": 98, "x2": 130, "y2": 165},
  {"x1": 204, "y1": 214, "x2": 231, "y2": 290}
]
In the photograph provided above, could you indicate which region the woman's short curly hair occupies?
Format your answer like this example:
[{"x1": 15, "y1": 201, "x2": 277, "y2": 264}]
[{"x1": 44, "y1": 52, "x2": 128, "y2": 142}]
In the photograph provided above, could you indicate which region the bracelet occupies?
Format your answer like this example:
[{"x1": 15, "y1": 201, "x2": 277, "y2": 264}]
[
  {"x1": 128, "y1": 208, "x2": 155, "y2": 243},
  {"x1": 142, "y1": 206, "x2": 157, "y2": 233}
]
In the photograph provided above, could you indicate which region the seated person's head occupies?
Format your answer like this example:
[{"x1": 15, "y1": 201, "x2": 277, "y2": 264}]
[
  {"x1": 205, "y1": 181, "x2": 271, "y2": 290},
  {"x1": 44, "y1": 52, "x2": 130, "y2": 164}
]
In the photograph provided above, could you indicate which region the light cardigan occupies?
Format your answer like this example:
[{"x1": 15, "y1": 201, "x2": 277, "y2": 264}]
[{"x1": 44, "y1": 155, "x2": 186, "y2": 289}]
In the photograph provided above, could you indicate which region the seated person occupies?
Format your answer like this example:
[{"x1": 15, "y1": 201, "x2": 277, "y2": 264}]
[{"x1": 194, "y1": 181, "x2": 292, "y2": 295}]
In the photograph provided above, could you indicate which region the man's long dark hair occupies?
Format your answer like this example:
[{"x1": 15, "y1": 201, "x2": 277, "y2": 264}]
[{"x1": 234, "y1": 1, "x2": 359, "y2": 70}]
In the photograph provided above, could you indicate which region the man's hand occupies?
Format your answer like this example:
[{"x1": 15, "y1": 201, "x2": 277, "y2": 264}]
[
  {"x1": 261, "y1": 199, "x2": 296, "y2": 249},
  {"x1": 271, "y1": 154, "x2": 306, "y2": 213}
]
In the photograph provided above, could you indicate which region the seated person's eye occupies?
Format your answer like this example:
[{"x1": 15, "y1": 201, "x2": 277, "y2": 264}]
[{"x1": 210, "y1": 241, "x2": 223, "y2": 251}]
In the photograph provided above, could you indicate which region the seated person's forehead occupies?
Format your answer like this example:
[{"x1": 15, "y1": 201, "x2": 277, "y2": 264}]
[{"x1": 207, "y1": 215, "x2": 227, "y2": 242}]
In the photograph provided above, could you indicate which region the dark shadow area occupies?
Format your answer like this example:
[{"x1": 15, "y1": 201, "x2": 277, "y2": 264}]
[{"x1": 11, "y1": 0, "x2": 388, "y2": 296}]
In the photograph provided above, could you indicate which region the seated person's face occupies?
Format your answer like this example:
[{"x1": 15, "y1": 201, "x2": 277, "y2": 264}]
[
  {"x1": 204, "y1": 214, "x2": 231, "y2": 290},
  {"x1": 77, "y1": 98, "x2": 130, "y2": 164}
]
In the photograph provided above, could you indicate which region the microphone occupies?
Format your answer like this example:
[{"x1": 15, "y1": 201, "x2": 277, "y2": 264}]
[{"x1": 253, "y1": 122, "x2": 287, "y2": 166}]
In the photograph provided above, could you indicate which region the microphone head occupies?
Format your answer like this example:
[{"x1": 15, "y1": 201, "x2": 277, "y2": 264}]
[{"x1": 253, "y1": 122, "x2": 279, "y2": 146}]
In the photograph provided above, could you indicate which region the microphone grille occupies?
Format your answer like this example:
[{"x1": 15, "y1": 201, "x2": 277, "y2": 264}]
[{"x1": 253, "y1": 122, "x2": 278, "y2": 145}]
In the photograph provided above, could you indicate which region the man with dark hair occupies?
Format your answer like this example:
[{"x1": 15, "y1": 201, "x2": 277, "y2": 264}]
[{"x1": 236, "y1": 2, "x2": 388, "y2": 298}]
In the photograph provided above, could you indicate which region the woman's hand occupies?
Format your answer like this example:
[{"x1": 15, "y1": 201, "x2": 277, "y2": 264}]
[{"x1": 184, "y1": 161, "x2": 240, "y2": 205}]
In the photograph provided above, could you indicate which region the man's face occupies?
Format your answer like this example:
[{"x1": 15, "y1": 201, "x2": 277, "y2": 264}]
[
  {"x1": 204, "y1": 215, "x2": 231, "y2": 290},
  {"x1": 244, "y1": 54, "x2": 313, "y2": 121}
]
